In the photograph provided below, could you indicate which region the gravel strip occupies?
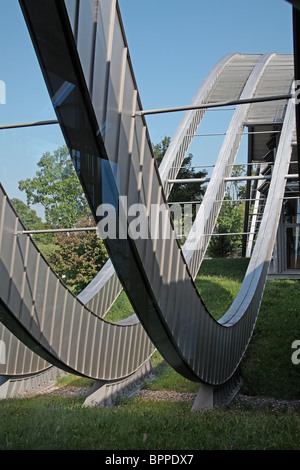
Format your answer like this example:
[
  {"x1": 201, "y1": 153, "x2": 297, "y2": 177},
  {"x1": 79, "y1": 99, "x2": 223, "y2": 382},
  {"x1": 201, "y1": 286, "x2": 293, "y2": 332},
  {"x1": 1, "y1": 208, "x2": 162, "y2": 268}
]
[
  {"x1": 233, "y1": 394, "x2": 300, "y2": 411},
  {"x1": 35, "y1": 385, "x2": 300, "y2": 410},
  {"x1": 36, "y1": 385, "x2": 91, "y2": 397},
  {"x1": 135, "y1": 390, "x2": 300, "y2": 410},
  {"x1": 134, "y1": 390, "x2": 197, "y2": 402}
]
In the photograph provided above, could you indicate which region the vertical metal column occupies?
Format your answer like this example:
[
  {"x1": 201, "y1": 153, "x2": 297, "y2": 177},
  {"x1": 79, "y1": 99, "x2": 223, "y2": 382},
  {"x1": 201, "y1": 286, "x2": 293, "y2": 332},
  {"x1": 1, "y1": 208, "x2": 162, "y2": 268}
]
[
  {"x1": 293, "y1": 6, "x2": 300, "y2": 194},
  {"x1": 242, "y1": 126, "x2": 254, "y2": 257}
]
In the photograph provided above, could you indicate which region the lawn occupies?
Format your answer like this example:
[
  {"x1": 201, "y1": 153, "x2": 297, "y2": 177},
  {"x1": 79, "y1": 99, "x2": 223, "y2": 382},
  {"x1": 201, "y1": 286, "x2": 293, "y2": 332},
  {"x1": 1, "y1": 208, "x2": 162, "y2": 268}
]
[
  {"x1": 106, "y1": 258, "x2": 300, "y2": 400},
  {"x1": 0, "y1": 258, "x2": 299, "y2": 451},
  {"x1": 0, "y1": 393, "x2": 298, "y2": 450}
]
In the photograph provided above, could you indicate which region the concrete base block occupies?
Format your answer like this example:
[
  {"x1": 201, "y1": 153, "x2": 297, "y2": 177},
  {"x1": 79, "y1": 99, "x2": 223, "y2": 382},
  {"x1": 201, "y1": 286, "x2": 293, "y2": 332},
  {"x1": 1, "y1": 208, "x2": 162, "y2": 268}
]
[
  {"x1": 0, "y1": 376, "x2": 10, "y2": 400},
  {"x1": 191, "y1": 367, "x2": 243, "y2": 411},
  {"x1": 84, "y1": 359, "x2": 155, "y2": 407},
  {"x1": 0, "y1": 367, "x2": 66, "y2": 400},
  {"x1": 191, "y1": 383, "x2": 214, "y2": 411}
]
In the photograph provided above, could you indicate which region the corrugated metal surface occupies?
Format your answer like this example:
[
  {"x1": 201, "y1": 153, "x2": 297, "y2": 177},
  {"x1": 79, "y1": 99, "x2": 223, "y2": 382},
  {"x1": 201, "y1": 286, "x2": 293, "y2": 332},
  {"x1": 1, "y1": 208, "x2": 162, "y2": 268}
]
[
  {"x1": 206, "y1": 54, "x2": 261, "y2": 103},
  {"x1": 182, "y1": 53, "x2": 276, "y2": 279},
  {"x1": 0, "y1": 182, "x2": 154, "y2": 380},
  {"x1": 1, "y1": 0, "x2": 295, "y2": 392},
  {"x1": 159, "y1": 53, "x2": 238, "y2": 197},
  {"x1": 246, "y1": 54, "x2": 294, "y2": 124}
]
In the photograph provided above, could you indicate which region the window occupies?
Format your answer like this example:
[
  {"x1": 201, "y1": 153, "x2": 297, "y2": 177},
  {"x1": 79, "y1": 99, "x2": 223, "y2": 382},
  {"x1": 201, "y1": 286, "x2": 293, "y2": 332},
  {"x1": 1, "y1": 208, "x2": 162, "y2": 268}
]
[{"x1": 283, "y1": 199, "x2": 300, "y2": 270}]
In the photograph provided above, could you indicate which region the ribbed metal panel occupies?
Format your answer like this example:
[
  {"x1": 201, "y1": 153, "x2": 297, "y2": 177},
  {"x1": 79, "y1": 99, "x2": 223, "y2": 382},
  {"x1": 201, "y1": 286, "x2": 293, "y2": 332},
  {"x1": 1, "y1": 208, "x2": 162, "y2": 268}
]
[
  {"x1": 0, "y1": 182, "x2": 155, "y2": 380},
  {"x1": 0, "y1": 0, "x2": 294, "y2": 391},
  {"x1": 159, "y1": 53, "x2": 238, "y2": 197},
  {"x1": 182, "y1": 53, "x2": 276, "y2": 279},
  {"x1": 206, "y1": 54, "x2": 261, "y2": 103},
  {"x1": 246, "y1": 54, "x2": 294, "y2": 124}
]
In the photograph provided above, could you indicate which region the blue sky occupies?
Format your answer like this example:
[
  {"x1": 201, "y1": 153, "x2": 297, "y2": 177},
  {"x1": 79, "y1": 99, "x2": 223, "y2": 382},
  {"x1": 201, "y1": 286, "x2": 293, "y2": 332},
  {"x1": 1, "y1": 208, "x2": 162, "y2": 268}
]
[{"x1": 0, "y1": 0, "x2": 294, "y2": 217}]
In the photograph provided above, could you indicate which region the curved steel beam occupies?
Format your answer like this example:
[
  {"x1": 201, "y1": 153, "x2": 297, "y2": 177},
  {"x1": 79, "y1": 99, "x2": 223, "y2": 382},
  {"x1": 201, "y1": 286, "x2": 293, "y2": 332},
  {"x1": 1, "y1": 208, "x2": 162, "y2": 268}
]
[
  {"x1": 77, "y1": 53, "x2": 242, "y2": 321},
  {"x1": 0, "y1": 182, "x2": 154, "y2": 381},
  {"x1": 182, "y1": 53, "x2": 275, "y2": 278},
  {"x1": 5, "y1": 0, "x2": 294, "y2": 389},
  {"x1": 158, "y1": 53, "x2": 237, "y2": 197}
]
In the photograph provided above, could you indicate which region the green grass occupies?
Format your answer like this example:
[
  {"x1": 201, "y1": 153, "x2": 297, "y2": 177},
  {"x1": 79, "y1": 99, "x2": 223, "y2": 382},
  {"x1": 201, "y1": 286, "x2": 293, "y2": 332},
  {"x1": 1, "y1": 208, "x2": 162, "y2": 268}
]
[
  {"x1": 0, "y1": 394, "x2": 299, "y2": 450},
  {"x1": 55, "y1": 373, "x2": 94, "y2": 389},
  {"x1": 242, "y1": 279, "x2": 300, "y2": 399},
  {"x1": 104, "y1": 258, "x2": 300, "y2": 399},
  {"x1": 143, "y1": 350, "x2": 200, "y2": 393},
  {"x1": 195, "y1": 258, "x2": 249, "y2": 320},
  {"x1": 196, "y1": 259, "x2": 300, "y2": 399},
  {"x1": 0, "y1": 258, "x2": 299, "y2": 450},
  {"x1": 104, "y1": 291, "x2": 134, "y2": 322}
]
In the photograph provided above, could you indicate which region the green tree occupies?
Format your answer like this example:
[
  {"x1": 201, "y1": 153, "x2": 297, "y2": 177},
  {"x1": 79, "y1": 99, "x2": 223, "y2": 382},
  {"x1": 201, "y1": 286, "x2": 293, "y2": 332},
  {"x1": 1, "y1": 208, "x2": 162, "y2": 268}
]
[
  {"x1": 11, "y1": 197, "x2": 44, "y2": 230},
  {"x1": 17, "y1": 145, "x2": 108, "y2": 293},
  {"x1": 18, "y1": 145, "x2": 90, "y2": 228},
  {"x1": 207, "y1": 194, "x2": 245, "y2": 258},
  {"x1": 153, "y1": 136, "x2": 208, "y2": 242},
  {"x1": 11, "y1": 197, "x2": 54, "y2": 246},
  {"x1": 153, "y1": 136, "x2": 171, "y2": 165},
  {"x1": 227, "y1": 164, "x2": 247, "y2": 200},
  {"x1": 153, "y1": 136, "x2": 207, "y2": 204},
  {"x1": 49, "y1": 216, "x2": 108, "y2": 295}
]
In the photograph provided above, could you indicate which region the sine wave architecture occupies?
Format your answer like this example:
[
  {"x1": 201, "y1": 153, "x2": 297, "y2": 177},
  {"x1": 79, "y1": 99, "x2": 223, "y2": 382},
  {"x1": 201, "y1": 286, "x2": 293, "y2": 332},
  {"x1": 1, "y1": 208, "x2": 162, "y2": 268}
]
[{"x1": 0, "y1": 0, "x2": 298, "y2": 409}]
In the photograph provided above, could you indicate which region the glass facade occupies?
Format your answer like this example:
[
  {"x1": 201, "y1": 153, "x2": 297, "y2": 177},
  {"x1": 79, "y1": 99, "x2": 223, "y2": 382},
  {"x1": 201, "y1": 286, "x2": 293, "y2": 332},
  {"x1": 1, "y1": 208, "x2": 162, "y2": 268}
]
[
  {"x1": 286, "y1": 226, "x2": 300, "y2": 269},
  {"x1": 283, "y1": 199, "x2": 300, "y2": 270}
]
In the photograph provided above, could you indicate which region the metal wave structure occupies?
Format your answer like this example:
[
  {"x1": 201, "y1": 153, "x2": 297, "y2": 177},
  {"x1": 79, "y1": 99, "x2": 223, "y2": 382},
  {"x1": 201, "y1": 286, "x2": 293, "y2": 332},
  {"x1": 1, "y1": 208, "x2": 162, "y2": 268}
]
[
  {"x1": 0, "y1": 182, "x2": 155, "y2": 402},
  {"x1": 0, "y1": 0, "x2": 297, "y2": 408}
]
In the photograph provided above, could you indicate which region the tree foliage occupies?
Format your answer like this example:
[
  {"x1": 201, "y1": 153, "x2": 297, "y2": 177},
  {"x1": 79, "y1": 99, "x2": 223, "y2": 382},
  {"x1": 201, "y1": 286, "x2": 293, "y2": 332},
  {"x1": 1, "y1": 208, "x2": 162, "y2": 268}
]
[
  {"x1": 226, "y1": 164, "x2": 247, "y2": 200},
  {"x1": 16, "y1": 145, "x2": 108, "y2": 294},
  {"x1": 153, "y1": 136, "x2": 207, "y2": 204},
  {"x1": 207, "y1": 194, "x2": 245, "y2": 258},
  {"x1": 11, "y1": 197, "x2": 44, "y2": 230},
  {"x1": 18, "y1": 145, "x2": 90, "y2": 228},
  {"x1": 48, "y1": 216, "x2": 108, "y2": 295},
  {"x1": 152, "y1": 136, "x2": 171, "y2": 165},
  {"x1": 11, "y1": 197, "x2": 54, "y2": 245},
  {"x1": 153, "y1": 136, "x2": 208, "y2": 242}
]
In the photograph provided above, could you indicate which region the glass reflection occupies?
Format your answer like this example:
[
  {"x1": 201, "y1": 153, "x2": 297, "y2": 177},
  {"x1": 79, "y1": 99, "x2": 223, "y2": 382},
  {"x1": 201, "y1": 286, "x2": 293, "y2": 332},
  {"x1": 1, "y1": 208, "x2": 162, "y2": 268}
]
[
  {"x1": 283, "y1": 199, "x2": 300, "y2": 224},
  {"x1": 286, "y1": 227, "x2": 300, "y2": 269}
]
